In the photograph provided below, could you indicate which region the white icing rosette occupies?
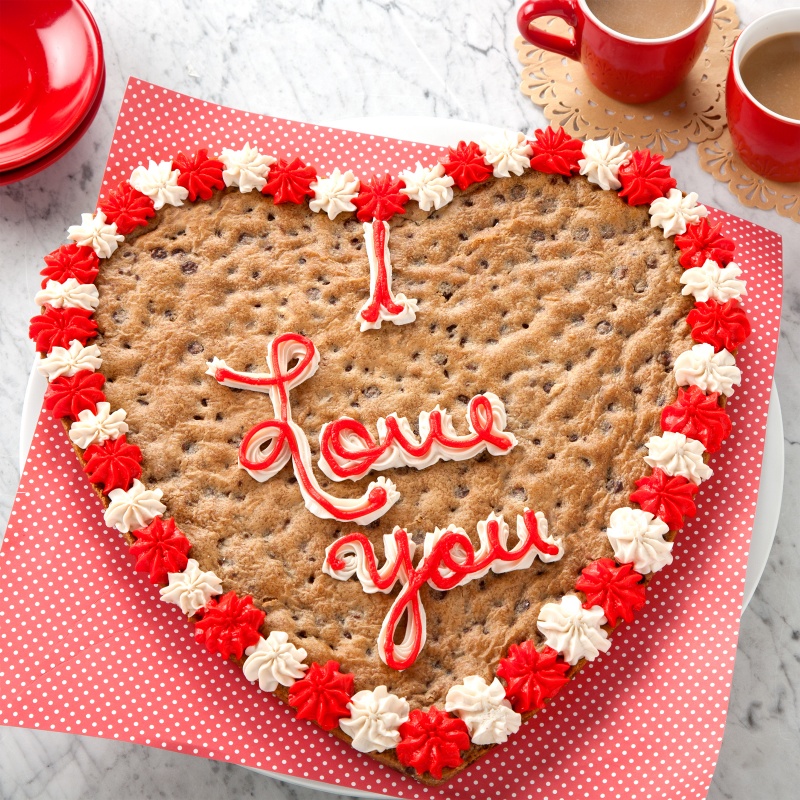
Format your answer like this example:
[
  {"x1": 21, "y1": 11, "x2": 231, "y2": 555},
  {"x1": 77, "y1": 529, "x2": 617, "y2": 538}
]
[
  {"x1": 160, "y1": 558, "x2": 223, "y2": 614},
  {"x1": 129, "y1": 159, "x2": 189, "y2": 210},
  {"x1": 104, "y1": 479, "x2": 165, "y2": 533},
  {"x1": 479, "y1": 130, "x2": 532, "y2": 178},
  {"x1": 644, "y1": 431, "x2": 712, "y2": 484},
  {"x1": 67, "y1": 211, "x2": 123, "y2": 258},
  {"x1": 339, "y1": 685, "x2": 410, "y2": 753},
  {"x1": 444, "y1": 675, "x2": 521, "y2": 745},
  {"x1": 578, "y1": 138, "x2": 631, "y2": 191},
  {"x1": 309, "y1": 168, "x2": 360, "y2": 219},
  {"x1": 649, "y1": 189, "x2": 708, "y2": 237},
  {"x1": 680, "y1": 259, "x2": 747, "y2": 303},
  {"x1": 37, "y1": 340, "x2": 102, "y2": 380},
  {"x1": 605, "y1": 506, "x2": 672, "y2": 574},
  {"x1": 219, "y1": 143, "x2": 275, "y2": 193},
  {"x1": 68, "y1": 402, "x2": 128, "y2": 448},
  {"x1": 674, "y1": 343, "x2": 741, "y2": 397},
  {"x1": 399, "y1": 163, "x2": 454, "y2": 211},
  {"x1": 35, "y1": 278, "x2": 99, "y2": 311},
  {"x1": 243, "y1": 631, "x2": 308, "y2": 691},
  {"x1": 536, "y1": 593, "x2": 611, "y2": 665}
]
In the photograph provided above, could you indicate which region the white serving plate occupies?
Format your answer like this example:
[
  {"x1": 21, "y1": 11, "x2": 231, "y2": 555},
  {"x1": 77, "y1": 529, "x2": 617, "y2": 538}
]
[{"x1": 17, "y1": 115, "x2": 784, "y2": 800}]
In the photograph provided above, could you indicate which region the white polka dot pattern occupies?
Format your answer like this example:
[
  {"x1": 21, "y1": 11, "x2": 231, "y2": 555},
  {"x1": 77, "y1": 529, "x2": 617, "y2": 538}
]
[
  {"x1": 97, "y1": 81, "x2": 445, "y2": 201},
  {"x1": 0, "y1": 79, "x2": 784, "y2": 799}
]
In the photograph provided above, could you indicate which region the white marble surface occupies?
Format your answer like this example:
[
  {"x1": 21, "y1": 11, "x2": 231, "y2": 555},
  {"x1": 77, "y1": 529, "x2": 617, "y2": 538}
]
[{"x1": 0, "y1": 1, "x2": 798, "y2": 798}]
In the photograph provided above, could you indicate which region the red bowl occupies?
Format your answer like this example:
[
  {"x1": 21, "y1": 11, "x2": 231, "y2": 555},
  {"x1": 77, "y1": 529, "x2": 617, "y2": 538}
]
[
  {"x1": 0, "y1": 63, "x2": 105, "y2": 187},
  {"x1": 0, "y1": 0, "x2": 104, "y2": 172}
]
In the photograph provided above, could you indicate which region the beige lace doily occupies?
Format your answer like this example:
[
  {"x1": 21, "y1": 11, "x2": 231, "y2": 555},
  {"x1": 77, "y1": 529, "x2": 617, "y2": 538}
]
[
  {"x1": 516, "y1": 2, "x2": 740, "y2": 157},
  {"x1": 698, "y1": 129, "x2": 800, "y2": 222}
]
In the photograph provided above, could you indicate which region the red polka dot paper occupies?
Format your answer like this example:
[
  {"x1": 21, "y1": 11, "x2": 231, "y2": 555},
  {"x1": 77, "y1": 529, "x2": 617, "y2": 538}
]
[{"x1": 0, "y1": 79, "x2": 784, "y2": 799}]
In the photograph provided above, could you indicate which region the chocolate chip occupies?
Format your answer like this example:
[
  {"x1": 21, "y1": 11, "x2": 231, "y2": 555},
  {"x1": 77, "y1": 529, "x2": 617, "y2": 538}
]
[
  {"x1": 656, "y1": 350, "x2": 673, "y2": 367},
  {"x1": 573, "y1": 227, "x2": 590, "y2": 241}
]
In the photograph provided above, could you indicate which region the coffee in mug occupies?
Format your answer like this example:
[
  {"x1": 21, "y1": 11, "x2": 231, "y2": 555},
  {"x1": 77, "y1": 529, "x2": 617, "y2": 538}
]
[
  {"x1": 585, "y1": 0, "x2": 707, "y2": 39},
  {"x1": 739, "y1": 33, "x2": 800, "y2": 121},
  {"x1": 517, "y1": 0, "x2": 716, "y2": 104},
  {"x1": 726, "y1": 8, "x2": 800, "y2": 182}
]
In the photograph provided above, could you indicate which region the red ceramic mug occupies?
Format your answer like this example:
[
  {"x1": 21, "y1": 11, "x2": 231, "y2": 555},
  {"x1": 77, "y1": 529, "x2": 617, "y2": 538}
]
[
  {"x1": 516, "y1": 0, "x2": 716, "y2": 104},
  {"x1": 726, "y1": 9, "x2": 800, "y2": 183}
]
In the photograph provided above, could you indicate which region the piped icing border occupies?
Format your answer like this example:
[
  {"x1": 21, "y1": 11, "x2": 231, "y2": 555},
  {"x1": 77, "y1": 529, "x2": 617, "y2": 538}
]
[{"x1": 28, "y1": 128, "x2": 750, "y2": 782}]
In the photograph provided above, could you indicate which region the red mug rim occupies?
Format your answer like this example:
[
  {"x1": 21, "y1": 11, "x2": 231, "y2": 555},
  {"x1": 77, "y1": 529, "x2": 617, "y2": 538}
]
[
  {"x1": 731, "y1": 8, "x2": 800, "y2": 127},
  {"x1": 576, "y1": 0, "x2": 715, "y2": 45}
]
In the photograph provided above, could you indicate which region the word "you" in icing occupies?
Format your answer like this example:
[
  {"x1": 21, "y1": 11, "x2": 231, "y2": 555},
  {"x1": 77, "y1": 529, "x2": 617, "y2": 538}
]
[
  {"x1": 207, "y1": 333, "x2": 516, "y2": 525},
  {"x1": 324, "y1": 510, "x2": 564, "y2": 669}
]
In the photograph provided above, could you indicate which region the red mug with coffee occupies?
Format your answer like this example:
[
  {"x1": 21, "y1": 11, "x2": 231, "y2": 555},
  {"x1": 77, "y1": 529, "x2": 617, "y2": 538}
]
[
  {"x1": 726, "y1": 9, "x2": 800, "y2": 183},
  {"x1": 517, "y1": 0, "x2": 716, "y2": 104}
]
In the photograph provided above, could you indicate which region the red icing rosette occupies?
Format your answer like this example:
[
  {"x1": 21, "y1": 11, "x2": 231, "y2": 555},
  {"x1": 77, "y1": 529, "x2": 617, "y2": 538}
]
[
  {"x1": 43, "y1": 370, "x2": 105, "y2": 420},
  {"x1": 129, "y1": 517, "x2": 191, "y2": 585},
  {"x1": 674, "y1": 219, "x2": 735, "y2": 268},
  {"x1": 41, "y1": 243, "x2": 99, "y2": 287},
  {"x1": 630, "y1": 468, "x2": 698, "y2": 531},
  {"x1": 352, "y1": 174, "x2": 408, "y2": 222},
  {"x1": 529, "y1": 126, "x2": 584, "y2": 176},
  {"x1": 194, "y1": 592, "x2": 265, "y2": 660},
  {"x1": 288, "y1": 660, "x2": 354, "y2": 731},
  {"x1": 396, "y1": 707, "x2": 471, "y2": 780},
  {"x1": 661, "y1": 385, "x2": 731, "y2": 453},
  {"x1": 83, "y1": 433, "x2": 143, "y2": 494},
  {"x1": 261, "y1": 156, "x2": 317, "y2": 204},
  {"x1": 496, "y1": 641, "x2": 570, "y2": 713},
  {"x1": 173, "y1": 148, "x2": 225, "y2": 201},
  {"x1": 688, "y1": 298, "x2": 751, "y2": 353},
  {"x1": 98, "y1": 181, "x2": 156, "y2": 235},
  {"x1": 575, "y1": 558, "x2": 646, "y2": 627},
  {"x1": 441, "y1": 141, "x2": 493, "y2": 190},
  {"x1": 29, "y1": 307, "x2": 98, "y2": 352},
  {"x1": 617, "y1": 150, "x2": 677, "y2": 206}
]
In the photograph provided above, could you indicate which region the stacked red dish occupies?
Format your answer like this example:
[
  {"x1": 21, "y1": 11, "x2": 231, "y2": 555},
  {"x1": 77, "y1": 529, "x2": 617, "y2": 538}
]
[{"x1": 0, "y1": 0, "x2": 104, "y2": 186}]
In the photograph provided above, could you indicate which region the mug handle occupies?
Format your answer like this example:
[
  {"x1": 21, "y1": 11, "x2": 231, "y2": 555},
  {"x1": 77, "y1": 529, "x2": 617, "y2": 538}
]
[{"x1": 516, "y1": 0, "x2": 582, "y2": 60}]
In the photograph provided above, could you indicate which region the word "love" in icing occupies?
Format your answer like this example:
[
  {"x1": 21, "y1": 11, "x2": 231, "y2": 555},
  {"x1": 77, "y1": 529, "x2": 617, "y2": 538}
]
[
  {"x1": 318, "y1": 393, "x2": 516, "y2": 482},
  {"x1": 324, "y1": 510, "x2": 564, "y2": 669},
  {"x1": 207, "y1": 333, "x2": 517, "y2": 525}
]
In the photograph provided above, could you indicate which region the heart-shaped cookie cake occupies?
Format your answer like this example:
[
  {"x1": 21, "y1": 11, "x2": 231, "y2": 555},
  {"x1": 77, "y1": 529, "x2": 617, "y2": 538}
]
[{"x1": 29, "y1": 127, "x2": 750, "y2": 784}]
